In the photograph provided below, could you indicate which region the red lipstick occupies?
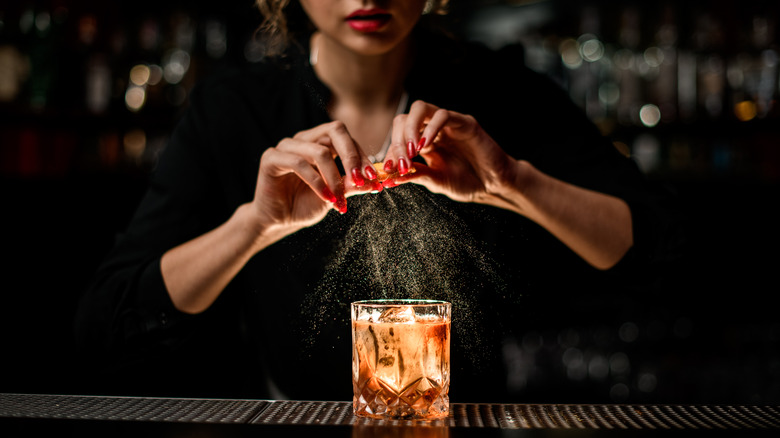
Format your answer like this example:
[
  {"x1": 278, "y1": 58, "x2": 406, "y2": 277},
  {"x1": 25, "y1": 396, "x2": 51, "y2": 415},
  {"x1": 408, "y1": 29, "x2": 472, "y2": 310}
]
[{"x1": 346, "y1": 8, "x2": 391, "y2": 33}]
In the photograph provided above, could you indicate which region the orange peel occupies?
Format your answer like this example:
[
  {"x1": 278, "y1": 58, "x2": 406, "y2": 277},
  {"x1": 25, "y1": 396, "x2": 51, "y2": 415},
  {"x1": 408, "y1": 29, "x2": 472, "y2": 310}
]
[{"x1": 372, "y1": 162, "x2": 416, "y2": 182}]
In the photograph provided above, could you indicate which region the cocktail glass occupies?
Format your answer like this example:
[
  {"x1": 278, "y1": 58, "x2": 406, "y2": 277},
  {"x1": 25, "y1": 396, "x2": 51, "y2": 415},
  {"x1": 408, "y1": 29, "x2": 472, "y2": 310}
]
[{"x1": 351, "y1": 299, "x2": 451, "y2": 420}]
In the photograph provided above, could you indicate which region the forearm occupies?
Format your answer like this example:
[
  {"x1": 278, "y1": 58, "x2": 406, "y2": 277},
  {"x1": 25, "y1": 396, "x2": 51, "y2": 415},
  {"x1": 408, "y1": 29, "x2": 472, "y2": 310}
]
[
  {"x1": 489, "y1": 160, "x2": 633, "y2": 270},
  {"x1": 160, "y1": 203, "x2": 291, "y2": 314}
]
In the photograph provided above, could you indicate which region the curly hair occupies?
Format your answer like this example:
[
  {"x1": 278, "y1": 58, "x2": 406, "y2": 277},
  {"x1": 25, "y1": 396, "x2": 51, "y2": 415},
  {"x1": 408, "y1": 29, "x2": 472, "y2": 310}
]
[{"x1": 255, "y1": 0, "x2": 450, "y2": 56}]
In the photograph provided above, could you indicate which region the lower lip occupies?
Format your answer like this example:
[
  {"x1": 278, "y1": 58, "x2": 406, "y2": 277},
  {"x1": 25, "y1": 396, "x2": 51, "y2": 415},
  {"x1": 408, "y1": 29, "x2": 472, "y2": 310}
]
[{"x1": 347, "y1": 17, "x2": 390, "y2": 33}]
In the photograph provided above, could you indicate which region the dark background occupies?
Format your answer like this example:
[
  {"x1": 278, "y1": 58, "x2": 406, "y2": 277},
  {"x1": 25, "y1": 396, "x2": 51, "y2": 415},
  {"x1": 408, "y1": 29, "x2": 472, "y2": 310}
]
[{"x1": 1, "y1": 0, "x2": 779, "y2": 403}]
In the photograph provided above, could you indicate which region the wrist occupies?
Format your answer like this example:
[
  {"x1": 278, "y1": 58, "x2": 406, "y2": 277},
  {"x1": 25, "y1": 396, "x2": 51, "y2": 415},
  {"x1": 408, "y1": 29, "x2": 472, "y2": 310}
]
[
  {"x1": 480, "y1": 159, "x2": 537, "y2": 214},
  {"x1": 512, "y1": 160, "x2": 539, "y2": 194},
  {"x1": 234, "y1": 202, "x2": 298, "y2": 253}
]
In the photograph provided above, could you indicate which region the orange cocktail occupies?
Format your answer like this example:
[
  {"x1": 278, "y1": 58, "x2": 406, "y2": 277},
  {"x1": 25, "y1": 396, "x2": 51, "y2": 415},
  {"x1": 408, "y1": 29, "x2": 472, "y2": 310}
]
[{"x1": 351, "y1": 300, "x2": 451, "y2": 420}]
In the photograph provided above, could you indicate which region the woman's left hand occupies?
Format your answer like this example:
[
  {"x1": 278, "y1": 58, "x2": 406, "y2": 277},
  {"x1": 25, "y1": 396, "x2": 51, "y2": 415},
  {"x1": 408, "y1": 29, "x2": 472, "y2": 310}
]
[
  {"x1": 382, "y1": 101, "x2": 634, "y2": 271},
  {"x1": 381, "y1": 100, "x2": 521, "y2": 208}
]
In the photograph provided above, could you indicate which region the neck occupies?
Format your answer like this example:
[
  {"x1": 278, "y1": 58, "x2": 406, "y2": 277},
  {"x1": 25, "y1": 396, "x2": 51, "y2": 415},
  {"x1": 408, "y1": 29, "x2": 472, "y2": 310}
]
[{"x1": 310, "y1": 32, "x2": 412, "y2": 109}]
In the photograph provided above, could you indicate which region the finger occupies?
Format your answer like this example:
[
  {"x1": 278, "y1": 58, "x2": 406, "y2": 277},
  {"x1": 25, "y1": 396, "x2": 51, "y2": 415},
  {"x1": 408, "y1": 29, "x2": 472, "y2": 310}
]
[
  {"x1": 298, "y1": 121, "x2": 377, "y2": 188},
  {"x1": 267, "y1": 141, "x2": 347, "y2": 213},
  {"x1": 391, "y1": 112, "x2": 418, "y2": 161},
  {"x1": 405, "y1": 100, "x2": 440, "y2": 153},
  {"x1": 345, "y1": 179, "x2": 383, "y2": 196},
  {"x1": 380, "y1": 162, "x2": 434, "y2": 189},
  {"x1": 418, "y1": 108, "x2": 451, "y2": 152},
  {"x1": 262, "y1": 148, "x2": 344, "y2": 212},
  {"x1": 382, "y1": 114, "x2": 408, "y2": 176},
  {"x1": 384, "y1": 100, "x2": 438, "y2": 177},
  {"x1": 275, "y1": 137, "x2": 344, "y2": 191}
]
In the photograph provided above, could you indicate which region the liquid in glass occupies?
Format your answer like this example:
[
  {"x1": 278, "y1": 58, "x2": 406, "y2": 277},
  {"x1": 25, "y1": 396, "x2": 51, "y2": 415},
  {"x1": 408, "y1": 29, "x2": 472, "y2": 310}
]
[{"x1": 351, "y1": 300, "x2": 451, "y2": 420}]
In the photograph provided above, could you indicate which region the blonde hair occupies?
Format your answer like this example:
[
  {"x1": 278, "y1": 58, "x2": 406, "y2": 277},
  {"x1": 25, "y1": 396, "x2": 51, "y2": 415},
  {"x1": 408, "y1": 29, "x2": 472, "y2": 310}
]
[{"x1": 255, "y1": 0, "x2": 450, "y2": 56}]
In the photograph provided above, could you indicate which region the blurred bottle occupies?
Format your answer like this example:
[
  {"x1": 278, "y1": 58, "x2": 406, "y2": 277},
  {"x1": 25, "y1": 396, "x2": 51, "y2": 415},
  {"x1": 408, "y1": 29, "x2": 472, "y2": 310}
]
[
  {"x1": 652, "y1": 5, "x2": 679, "y2": 124},
  {"x1": 565, "y1": 6, "x2": 606, "y2": 121},
  {"x1": 614, "y1": 6, "x2": 642, "y2": 126},
  {"x1": 692, "y1": 11, "x2": 727, "y2": 119},
  {"x1": 0, "y1": 7, "x2": 30, "y2": 104},
  {"x1": 751, "y1": 17, "x2": 777, "y2": 119}
]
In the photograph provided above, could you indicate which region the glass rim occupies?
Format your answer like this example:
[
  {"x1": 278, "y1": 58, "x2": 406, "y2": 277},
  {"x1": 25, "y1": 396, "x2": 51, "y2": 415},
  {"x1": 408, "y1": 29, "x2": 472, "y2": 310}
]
[{"x1": 351, "y1": 299, "x2": 450, "y2": 307}]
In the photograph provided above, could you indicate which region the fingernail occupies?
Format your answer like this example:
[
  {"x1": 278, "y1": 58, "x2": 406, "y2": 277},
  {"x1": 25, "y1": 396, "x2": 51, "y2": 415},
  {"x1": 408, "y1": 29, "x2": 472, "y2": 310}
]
[
  {"x1": 351, "y1": 168, "x2": 365, "y2": 187},
  {"x1": 321, "y1": 187, "x2": 337, "y2": 203},
  {"x1": 417, "y1": 137, "x2": 426, "y2": 152},
  {"x1": 364, "y1": 165, "x2": 377, "y2": 180},
  {"x1": 371, "y1": 180, "x2": 384, "y2": 192},
  {"x1": 383, "y1": 160, "x2": 394, "y2": 173},
  {"x1": 335, "y1": 196, "x2": 347, "y2": 214},
  {"x1": 382, "y1": 179, "x2": 398, "y2": 188},
  {"x1": 407, "y1": 140, "x2": 416, "y2": 158},
  {"x1": 398, "y1": 157, "x2": 409, "y2": 176}
]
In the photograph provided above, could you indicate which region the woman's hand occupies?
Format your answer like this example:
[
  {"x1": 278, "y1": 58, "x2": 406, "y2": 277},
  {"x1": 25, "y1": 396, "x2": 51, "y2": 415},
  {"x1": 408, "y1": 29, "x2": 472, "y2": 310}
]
[
  {"x1": 381, "y1": 100, "x2": 521, "y2": 210},
  {"x1": 252, "y1": 120, "x2": 382, "y2": 233},
  {"x1": 161, "y1": 120, "x2": 382, "y2": 314},
  {"x1": 381, "y1": 100, "x2": 633, "y2": 271}
]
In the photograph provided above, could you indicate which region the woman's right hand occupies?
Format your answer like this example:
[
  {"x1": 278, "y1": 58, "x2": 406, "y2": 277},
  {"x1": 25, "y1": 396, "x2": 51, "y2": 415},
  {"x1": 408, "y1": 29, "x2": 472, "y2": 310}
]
[
  {"x1": 161, "y1": 121, "x2": 380, "y2": 314},
  {"x1": 250, "y1": 121, "x2": 381, "y2": 234}
]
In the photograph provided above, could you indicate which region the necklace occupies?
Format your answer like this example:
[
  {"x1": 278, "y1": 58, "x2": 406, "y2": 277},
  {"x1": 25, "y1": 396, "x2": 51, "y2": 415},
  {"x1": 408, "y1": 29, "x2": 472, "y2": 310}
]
[
  {"x1": 367, "y1": 91, "x2": 408, "y2": 164},
  {"x1": 309, "y1": 34, "x2": 408, "y2": 164}
]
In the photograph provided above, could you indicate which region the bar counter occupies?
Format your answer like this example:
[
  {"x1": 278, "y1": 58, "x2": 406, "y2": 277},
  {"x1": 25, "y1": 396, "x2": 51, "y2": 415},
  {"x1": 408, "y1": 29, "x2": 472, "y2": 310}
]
[{"x1": 2, "y1": 393, "x2": 779, "y2": 437}]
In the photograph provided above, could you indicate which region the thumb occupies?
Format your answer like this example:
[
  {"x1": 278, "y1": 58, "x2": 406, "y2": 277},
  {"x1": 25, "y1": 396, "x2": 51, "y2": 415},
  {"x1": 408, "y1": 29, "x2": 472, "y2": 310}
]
[{"x1": 382, "y1": 163, "x2": 438, "y2": 188}]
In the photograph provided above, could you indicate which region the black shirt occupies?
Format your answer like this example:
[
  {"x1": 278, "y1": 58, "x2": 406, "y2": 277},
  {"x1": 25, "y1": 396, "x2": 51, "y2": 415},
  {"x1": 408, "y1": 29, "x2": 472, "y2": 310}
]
[{"x1": 75, "y1": 32, "x2": 683, "y2": 402}]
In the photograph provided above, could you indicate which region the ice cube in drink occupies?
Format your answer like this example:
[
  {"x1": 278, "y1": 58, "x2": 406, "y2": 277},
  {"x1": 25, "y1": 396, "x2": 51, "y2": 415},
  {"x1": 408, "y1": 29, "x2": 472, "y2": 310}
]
[{"x1": 352, "y1": 300, "x2": 451, "y2": 420}]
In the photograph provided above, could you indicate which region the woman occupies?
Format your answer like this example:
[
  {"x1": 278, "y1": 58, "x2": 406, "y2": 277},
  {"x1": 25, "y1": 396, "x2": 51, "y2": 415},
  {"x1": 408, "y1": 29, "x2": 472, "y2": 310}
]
[{"x1": 76, "y1": 0, "x2": 681, "y2": 401}]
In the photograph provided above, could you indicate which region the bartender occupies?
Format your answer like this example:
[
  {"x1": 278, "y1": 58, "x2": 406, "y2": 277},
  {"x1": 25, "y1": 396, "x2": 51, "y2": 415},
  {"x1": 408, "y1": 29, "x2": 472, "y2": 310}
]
[{"x1": 76, "y1": 0, "x2": 682, "y2": 401}]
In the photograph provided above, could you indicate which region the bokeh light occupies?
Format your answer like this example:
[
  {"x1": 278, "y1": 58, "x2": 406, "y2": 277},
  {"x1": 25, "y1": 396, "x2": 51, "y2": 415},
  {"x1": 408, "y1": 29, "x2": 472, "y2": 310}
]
[
  {"x1": 735, "y1": 100, "x2": 757, "y2": 121},
  {"x1": 643, "y1": 47, "x2": 665, "y2": 68},
  {"x1": 125, "y1": 86, "x2": 146, "y2": 112},
  {"x1": 639, "y1": 104, "x2": 661, "y2": 127},
  {"x1": 129, "y1": 64, "x2": 151, "y2": 87},
  {"x1": 123, "y1": 129, "x2": 146, "y2": 161},
  {"x1": 559, "y1": 38, "x2": 582, "y2": 69},
  {"x1": 579, "y1": 35, "x2": 604, "y2": 63},
  {"x1": 599, "y1": 82, "x2": 620, "y2": 107},
  {"x1": 162, "y1": 49, "x2": 191, "y2": 84}
]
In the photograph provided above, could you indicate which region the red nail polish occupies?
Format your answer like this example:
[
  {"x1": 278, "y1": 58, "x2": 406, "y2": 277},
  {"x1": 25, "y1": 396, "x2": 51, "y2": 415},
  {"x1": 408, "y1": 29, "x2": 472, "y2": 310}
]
[
  {"x1": 398, "y1": 158, "x2": 409, "y2": 175},
  {"x1": 351, "y1": 168, "x2": 365, "y2": 187},
  {"x1": 371, "y1": 180, "x2": 384, "y2": 192},
  {"x1": 364, "y1": 165, "x2": 377, "y2": 180},
  {"x1": 407, "y1": 140, "x2": 416, "y2": 158},
  {"x1": 335, "y1": 196, "x2": 347, "y2": 214},
  {"x1": 321, "y1": 187, "x2": 337, "y2": 203},
  {"x1": 382, "y1": 179, "x2": 398, "y2": 188},
  {"x1": 417, "y1": 137, "x2": 426, "y2": 152},
  {"x1": 383, "y1": 160, "x2": 394, "y2": 173}
]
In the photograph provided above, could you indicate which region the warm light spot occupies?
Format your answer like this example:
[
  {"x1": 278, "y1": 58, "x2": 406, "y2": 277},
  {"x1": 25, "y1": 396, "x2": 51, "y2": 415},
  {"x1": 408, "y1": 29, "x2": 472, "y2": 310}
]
[
  {"x1": 639, "y1": 104, "x2": 661, "y2": 127},
  {"x1": 613, "y1": 141, "x2": 630, "y2": 157},
  {"x1": 559, "y1": 38, "x2": 582, "y2": 69},
  {"x1": 123, "y1": 129, "x2": 146, "y2": 160},
  {"x1": 129, "y1": 64, "x2": 151, "y2": 86},
  {"x1": 734, "y1": 100, "x2": 757, "y2": 121},
  {"x1": 0, "y1": 46, "x2": 28, "y2": 102},
  {"x1": 125, "y1": 86, "x2": 146, "y2": 112},
  {"x1": 77, "y1": 15, "x2": 97, "y2": 45}
]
